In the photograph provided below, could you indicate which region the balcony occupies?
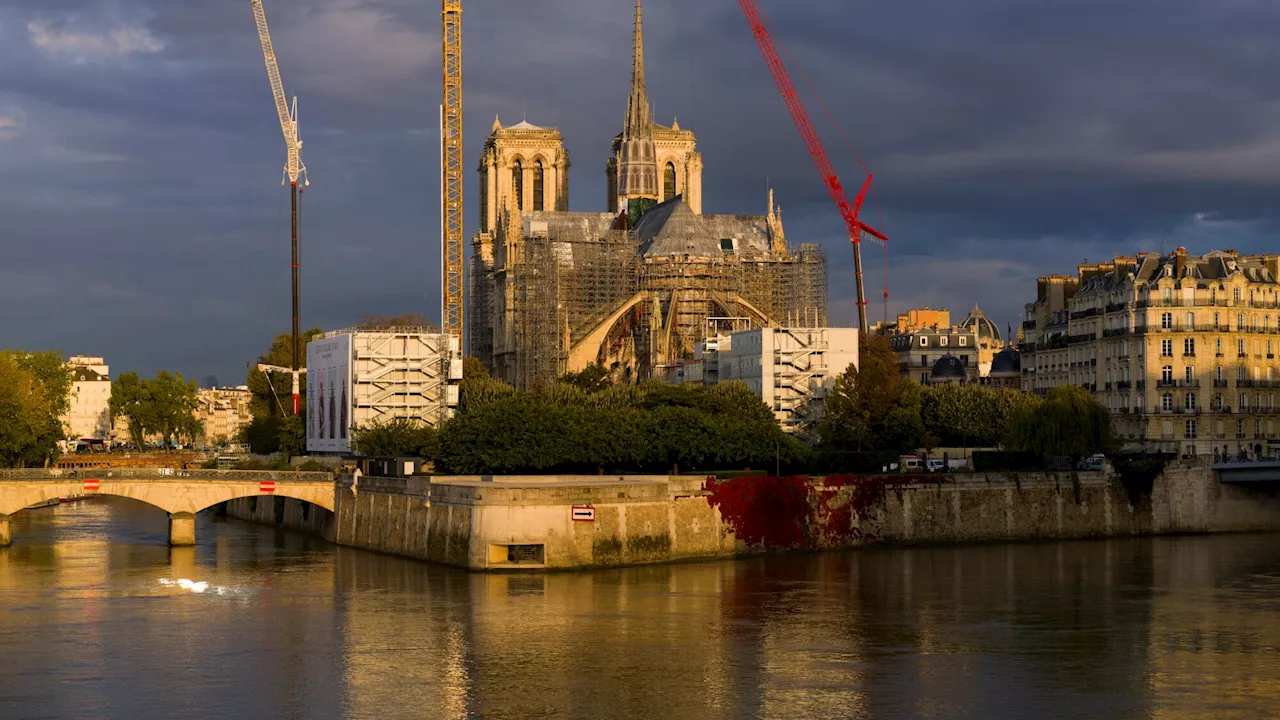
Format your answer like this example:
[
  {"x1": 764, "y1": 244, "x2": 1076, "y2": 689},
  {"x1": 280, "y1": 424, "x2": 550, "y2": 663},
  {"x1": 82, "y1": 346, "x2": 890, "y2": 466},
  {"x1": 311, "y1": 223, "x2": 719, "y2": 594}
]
[
  {"x1": 1116, "y1": 381, "x2": 1132, "y2": 390},
  {"x1": 1067, "y1": 333, "x2": 1097, "y2": 344},
  {"x1": 1156, "y1": 379, "x2": 1178, "y2": 388},
  {"x1": 1214, "y1": 379, "x2": 1230, "y2": 388},
  {"x1": 1070, "y1": 308, "x2": 1099, "y2": 320},
  {"x1": 1102, "y1": 328, "x2": 1129, "y2": 338}
]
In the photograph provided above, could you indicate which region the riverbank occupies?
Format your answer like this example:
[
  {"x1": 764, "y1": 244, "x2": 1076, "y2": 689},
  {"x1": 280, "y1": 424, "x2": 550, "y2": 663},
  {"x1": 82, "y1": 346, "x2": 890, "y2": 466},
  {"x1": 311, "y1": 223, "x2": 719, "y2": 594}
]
[{"x1": 223, "y1": 461, "x2": 1280, "y2": 571}]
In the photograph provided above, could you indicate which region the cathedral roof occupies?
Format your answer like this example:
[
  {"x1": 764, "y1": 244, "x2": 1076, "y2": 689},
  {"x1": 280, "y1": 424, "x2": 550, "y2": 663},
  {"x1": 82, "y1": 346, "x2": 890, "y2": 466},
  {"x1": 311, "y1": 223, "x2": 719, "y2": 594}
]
[
  {"x1": 508, "y1": 120, "x2": 544, "y2": 130},
  {"x1": 633, "y1": 197, "x2": 771, "y2": 259}
]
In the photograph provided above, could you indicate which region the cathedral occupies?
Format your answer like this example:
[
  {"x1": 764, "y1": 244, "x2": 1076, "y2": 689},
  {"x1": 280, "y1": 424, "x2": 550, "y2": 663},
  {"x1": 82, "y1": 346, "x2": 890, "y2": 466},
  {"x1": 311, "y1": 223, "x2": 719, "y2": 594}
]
[{"x1": 469, "y1": 0, "x2": 828, "y2": 387}]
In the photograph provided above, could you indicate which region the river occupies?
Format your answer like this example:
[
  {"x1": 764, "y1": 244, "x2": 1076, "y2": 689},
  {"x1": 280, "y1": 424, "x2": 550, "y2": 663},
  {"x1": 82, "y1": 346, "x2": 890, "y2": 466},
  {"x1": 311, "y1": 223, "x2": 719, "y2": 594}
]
[{"x1": 1, "y1": 497, "x2": 1278, "y2": 719}]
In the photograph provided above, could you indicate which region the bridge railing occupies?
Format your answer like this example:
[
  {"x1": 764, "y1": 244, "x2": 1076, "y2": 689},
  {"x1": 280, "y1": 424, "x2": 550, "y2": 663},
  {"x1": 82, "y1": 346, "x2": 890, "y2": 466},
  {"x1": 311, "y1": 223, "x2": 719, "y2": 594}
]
[{"x1": 0, "y1": 468, "x2": 334, "y2": 483}]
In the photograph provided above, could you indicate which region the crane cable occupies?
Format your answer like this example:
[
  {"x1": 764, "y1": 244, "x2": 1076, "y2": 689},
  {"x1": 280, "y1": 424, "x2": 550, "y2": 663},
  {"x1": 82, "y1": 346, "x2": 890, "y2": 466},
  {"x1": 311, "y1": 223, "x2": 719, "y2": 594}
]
[{"x1": 760, "y1": 10, "x2": 891, "y2": 320}]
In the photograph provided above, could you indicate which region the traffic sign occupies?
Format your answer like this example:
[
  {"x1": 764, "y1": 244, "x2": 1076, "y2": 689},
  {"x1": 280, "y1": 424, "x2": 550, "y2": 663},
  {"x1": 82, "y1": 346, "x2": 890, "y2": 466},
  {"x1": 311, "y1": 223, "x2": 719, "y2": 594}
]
[{"x1": 571, "y1": 505, "x2": 595, "y2": 522}]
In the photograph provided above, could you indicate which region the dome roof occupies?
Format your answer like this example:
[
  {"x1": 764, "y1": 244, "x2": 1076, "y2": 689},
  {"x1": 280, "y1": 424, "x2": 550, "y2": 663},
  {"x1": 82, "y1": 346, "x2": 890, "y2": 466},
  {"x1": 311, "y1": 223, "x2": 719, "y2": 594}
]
[
  {"x1": 990, "y1": 347, "x2": 1022, "y2": 376},
  {"x1": 961, "y1": 304, "x2": 1001, "y2": 342},
  {"x1": 931, "y1": 354, "x2": 968, "y2": 381}
]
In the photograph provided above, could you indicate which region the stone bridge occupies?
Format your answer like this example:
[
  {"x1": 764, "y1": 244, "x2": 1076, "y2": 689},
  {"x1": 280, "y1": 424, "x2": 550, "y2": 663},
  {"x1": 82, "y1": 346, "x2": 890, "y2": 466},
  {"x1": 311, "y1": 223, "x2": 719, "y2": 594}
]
[{"x1": 0, "y1": 468, "x2": 336, "y2": 547}]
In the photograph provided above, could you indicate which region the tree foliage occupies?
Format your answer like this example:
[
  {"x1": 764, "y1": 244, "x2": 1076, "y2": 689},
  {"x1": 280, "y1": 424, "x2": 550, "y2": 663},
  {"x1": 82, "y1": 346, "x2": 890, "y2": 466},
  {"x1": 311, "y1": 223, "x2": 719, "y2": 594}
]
[
  {"x1": 435, "y1": 379, "x2": 805, "y2": 475},
  {"x1": 109, "y1": 371, "x2": 202, "y2": 450},
  {"x1": 353, "y1": 418, "x2": 439, "y2": 458},
  {"x1": 0, "y1": 350, "x2": 71, "y2": 468},
  {"x1": 560, "y1": 364, "x2": 613, "y2": 394},
  {"x1": 1006, "y1": 385, "x2": 1115, "y2": 461},
  {"x1": 819, "y1": 334, "x2": 924, "y2": 453},
  {"x1": 920, "y1": 384, "x2": 1041, "y2": 447}
]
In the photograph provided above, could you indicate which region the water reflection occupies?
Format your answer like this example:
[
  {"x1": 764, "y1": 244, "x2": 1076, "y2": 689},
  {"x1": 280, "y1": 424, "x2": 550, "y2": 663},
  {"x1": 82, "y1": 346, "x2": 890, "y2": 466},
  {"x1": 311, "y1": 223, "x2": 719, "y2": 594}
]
[{"x1": 1, "y1": 498, "x2": 1279, "y2": 719}]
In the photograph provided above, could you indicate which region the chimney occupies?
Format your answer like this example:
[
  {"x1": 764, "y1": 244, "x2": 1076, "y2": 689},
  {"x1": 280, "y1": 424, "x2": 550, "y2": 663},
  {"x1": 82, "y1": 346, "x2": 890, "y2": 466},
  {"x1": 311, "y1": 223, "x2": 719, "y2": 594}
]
[
  {"x1": 1174, "y1": 246, "x2": 1188, "y2": 278},
  {"x1": 1037, "y1": 277, "x2": 1049, "y2": 303}
]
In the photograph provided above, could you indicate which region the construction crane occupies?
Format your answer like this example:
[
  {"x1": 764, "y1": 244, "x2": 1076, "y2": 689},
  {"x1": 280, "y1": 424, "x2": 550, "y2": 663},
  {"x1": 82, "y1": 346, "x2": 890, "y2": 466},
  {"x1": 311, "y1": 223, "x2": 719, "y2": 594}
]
[
  {"x1": 441, "y1": 0, "x2": 465, "y2": 342},
  {"x1": 736, "y1": 0, "x2": 887, "y2": 335},
  {"x1": 252, "y1": 0, "x2": 309, "y2": 414}
]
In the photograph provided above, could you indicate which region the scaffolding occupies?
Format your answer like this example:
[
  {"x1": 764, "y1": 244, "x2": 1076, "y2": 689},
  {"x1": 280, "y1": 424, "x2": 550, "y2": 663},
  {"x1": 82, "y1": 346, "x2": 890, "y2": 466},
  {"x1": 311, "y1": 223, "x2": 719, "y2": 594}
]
[{"x1": 503, "y1": 227, "x2": 828, "y2": 388}]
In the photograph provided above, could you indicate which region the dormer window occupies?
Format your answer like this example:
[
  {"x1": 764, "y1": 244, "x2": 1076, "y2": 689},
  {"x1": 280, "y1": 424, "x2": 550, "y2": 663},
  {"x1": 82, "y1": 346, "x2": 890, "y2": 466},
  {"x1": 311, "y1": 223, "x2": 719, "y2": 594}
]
[
  {"x1": 720, "y1": 238, "x2": 735, "y2": 252},
  {"x1": 940, "y1": 337, "x2": 949, "y2": 347},
  {"x1": 959, "y1": 337, "x2": 967, "y2": 347},
  {"x1": 919, "y1": 337, "x2": 928, "y2": 347}
]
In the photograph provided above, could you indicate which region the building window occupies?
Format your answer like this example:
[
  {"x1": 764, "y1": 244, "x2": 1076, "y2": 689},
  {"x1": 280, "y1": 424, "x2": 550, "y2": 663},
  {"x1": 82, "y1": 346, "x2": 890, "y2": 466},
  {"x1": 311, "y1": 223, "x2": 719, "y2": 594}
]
[
  {"x1": 1184, "y1": 338, "x2": 1195, "y2": 356},
  {"x1": 533, "y1": 160, "x2": 545, "y2": 211},
  {"x1": 1258, "y1": 393, "x2": 1264, "y2": 410},
  {"x1": 1239, "y1": 339, "x2": 1246, "y2": 356},
  {"x1": 664, "y1": 162, "x2": 677, "y2": 201},
  {"x1": 919, "y1": 337, "x2": 928, "y2": 347},
  {"x1": 1216, "y1": 365, "x2": 1224, "y2": 381},
  {"x1": 940, "y1": 336, "x2": 949, "y2": 347},
  {"x1": 1162, "y1": 393, "x2": 1174, "y2": 412},
  {"x1": 959, "y1": 337, "x2": 967, "y2": 346},
  {"x1": 1185, "y1": 366, "x2": 1195, "y2": 383},
  {"x1": 1163, "y1": 289, "x2": 1173, "y2": 301},
  {"x1": 1162, "y1": 366, "x2": 1173, "y2": 382},
  {"x1": 1185, "y1": 419, "x2": 1197, "y2": 438},
  {"x1": 1241, "y1": 393, "x2": 1249, "y2": 409},
  {"x1": 512, "y1": 159, "x2": 524, "y2": 211},
  {"x1": 1239, "y1": 313, "x2": 1246, "y2": 329},
  {"x1": 1217, "y1": 338, "x2": 1223, "y2": 355},
  {"x1": 1185, "y1": 392, "x2": 1197, "y2": 411},
  {"x1": 1216, "y1": 393, "x2": 1224, "y2": 411},
  {"x1": 1235, "y1": 288, "x2": 1243, "y2": 302},
  {"x1": 1161, "y1": 312, "x2": 1173, "y2": 329},
  {"x1": 1162, "y1": 339, "x2": 1173, "y2": 357},
  {"x1": 1186, "y1": 312, "x2": 1194, "y2": 327},
  {"x1": 1238, "y1": 419, "x2": 1246, "y2": 438}
]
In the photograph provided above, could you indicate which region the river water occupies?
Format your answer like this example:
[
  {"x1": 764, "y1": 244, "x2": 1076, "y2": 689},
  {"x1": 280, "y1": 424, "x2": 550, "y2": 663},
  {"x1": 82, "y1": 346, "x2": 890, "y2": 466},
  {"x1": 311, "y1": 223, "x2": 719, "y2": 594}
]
[{"x1": 2, "y1": 498, "x2": 1279, "y2": 720}]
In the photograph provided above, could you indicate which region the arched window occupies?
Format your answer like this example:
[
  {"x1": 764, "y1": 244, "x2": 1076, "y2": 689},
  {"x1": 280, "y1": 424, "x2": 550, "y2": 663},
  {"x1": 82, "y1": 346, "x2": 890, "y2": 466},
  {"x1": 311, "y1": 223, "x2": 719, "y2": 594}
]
[
  {"x1": 663, "y1": 162, "x2": 677, "y2": 201},
  {"x1": 479, "y1": 170, "x2": 489, "y2": 230},
  {"x1": 533, "y1": 160, "x2": 545, "y2": 211},
  {"x1": 1162, "y1": 393, "x2": 1174, "y2": 412},
  {"x1": 512, "y1": 159, "x2": 524, "y2": 211}
]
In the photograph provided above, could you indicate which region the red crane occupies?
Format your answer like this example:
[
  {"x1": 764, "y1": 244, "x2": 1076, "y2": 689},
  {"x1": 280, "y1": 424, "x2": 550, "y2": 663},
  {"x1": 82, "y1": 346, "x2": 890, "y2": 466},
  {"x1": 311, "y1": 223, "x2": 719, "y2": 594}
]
[{"x1": 737, "y1": 0, "x2": 887, "y2": 335}]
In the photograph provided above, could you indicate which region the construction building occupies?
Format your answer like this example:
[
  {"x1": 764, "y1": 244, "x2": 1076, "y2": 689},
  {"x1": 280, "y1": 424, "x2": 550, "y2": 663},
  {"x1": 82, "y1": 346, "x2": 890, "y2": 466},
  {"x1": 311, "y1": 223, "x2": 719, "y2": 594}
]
[
  {"x1": 63, "y1": 356, "x2": 112, "y2": 441},
  {"x1": 1021, "y1": 248, "x2": 1280, "y2": 457},
  {"x1": 719, "y1": 328, "x2": 859, "y2": 431},
  {"x1": 306, "y1": 327, "x2": 462, "y2": 454},
  {"x1": 469, "y1": 1, "x2": 827, "y2": 388}
]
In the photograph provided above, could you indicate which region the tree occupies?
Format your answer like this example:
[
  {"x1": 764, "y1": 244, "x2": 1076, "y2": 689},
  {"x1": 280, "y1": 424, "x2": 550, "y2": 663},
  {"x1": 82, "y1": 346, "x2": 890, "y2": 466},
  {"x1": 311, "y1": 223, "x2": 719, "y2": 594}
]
[
  {"x1": 1006, "y1": 385, "x2": 1114, "y2": 462},
  {"x1": 353, "y1": 418, "x2": 439, "y2": 458},
  {"x1": 0, "y1": 352, "x2": 61, "y2": 468},
  {"x1": 561, "y1": 364, "x2": 612, "y2": 394},
  {"x1": 819, "y1": 334, "x2": 924, "y2": 453},
  {"x1": 458, "y1": 356, "x2": 514, "y2": 413},
  {"x1": 110, "y1": 371, "x2": 202, "y2": 450}
]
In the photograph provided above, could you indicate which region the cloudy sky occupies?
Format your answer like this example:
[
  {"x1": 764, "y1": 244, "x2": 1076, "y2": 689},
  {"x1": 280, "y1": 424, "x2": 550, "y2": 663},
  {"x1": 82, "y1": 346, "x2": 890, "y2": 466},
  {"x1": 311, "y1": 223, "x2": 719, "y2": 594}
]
[{"x1": 4, "y1": 0, "x2": 1280, "y2": 384}]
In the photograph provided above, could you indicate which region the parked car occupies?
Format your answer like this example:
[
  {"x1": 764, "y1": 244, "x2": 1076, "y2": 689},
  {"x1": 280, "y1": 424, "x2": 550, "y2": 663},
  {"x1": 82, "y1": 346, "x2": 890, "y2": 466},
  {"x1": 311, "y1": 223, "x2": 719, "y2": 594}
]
[
  {"x1": 926, "y1": 459, "x2": 946, "y2": 472},
  {"x1": 1077, "y1": 454, "x2": 1105, "y2": 471}
]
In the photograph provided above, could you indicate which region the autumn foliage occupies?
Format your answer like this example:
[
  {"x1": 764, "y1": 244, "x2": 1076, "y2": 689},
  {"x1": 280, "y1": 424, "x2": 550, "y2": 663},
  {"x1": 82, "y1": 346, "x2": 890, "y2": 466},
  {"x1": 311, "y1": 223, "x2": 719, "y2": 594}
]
[{"x1": 703, "y1": 474, "x2": 947, "y2": 549}]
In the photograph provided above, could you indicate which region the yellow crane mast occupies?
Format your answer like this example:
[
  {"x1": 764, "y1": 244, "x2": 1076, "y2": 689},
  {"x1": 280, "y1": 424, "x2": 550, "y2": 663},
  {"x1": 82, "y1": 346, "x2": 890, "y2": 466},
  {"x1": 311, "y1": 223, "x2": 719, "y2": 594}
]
[{"x1": 442, "y1": 0, "x2": 464, "y2": 342}]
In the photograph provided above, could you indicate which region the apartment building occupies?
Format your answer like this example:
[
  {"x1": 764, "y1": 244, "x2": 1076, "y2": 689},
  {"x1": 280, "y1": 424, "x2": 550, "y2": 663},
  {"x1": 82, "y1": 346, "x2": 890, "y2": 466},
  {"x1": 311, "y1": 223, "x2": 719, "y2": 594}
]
[{"x1": 1022, "y1": 248, "x2": 1280, "y2": 457}]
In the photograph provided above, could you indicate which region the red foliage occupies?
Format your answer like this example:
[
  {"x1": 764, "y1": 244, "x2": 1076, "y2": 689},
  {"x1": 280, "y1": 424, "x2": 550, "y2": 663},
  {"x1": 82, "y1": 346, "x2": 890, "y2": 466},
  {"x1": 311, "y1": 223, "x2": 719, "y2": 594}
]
[{"x1": 704, "y1": 474, "x2": 951, "y2": 550}]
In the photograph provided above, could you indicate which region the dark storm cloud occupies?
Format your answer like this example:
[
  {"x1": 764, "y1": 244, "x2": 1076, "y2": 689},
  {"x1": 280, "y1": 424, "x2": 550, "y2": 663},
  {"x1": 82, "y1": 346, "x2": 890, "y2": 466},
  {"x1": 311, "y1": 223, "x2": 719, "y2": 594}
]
[{"x1": 3, "y1": 0, "x2": 1280, "y2": 380}]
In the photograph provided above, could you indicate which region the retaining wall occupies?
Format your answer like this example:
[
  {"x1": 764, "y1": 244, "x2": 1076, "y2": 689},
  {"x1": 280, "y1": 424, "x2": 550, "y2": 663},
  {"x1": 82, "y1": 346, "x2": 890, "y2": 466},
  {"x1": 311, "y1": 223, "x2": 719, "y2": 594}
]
[{"x1": 226, "y1": 464, "x2": 1280, "y2": 571}]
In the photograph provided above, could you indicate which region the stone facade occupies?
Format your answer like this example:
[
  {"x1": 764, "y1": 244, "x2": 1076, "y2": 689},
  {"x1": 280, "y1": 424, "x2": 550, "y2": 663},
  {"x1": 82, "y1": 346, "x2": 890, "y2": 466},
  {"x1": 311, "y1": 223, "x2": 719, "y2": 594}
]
[{"x1": 1022, "y1": 248, "x2": 1280, "y2": 456}]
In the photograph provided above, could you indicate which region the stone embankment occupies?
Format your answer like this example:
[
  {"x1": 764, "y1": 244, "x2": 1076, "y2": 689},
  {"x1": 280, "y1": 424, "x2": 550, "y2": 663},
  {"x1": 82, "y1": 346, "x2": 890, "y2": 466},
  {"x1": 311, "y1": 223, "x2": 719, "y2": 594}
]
[{"x1": 223, "y1": 461, "x2": 1280, "y2": 571}]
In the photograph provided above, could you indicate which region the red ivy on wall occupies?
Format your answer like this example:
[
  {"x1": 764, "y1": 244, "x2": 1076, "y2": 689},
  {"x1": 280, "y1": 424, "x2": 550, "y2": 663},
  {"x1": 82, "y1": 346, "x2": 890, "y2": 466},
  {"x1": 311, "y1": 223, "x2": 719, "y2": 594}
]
[{"x1": 703, "y1": 474, "x2": 946, "y2": 550}]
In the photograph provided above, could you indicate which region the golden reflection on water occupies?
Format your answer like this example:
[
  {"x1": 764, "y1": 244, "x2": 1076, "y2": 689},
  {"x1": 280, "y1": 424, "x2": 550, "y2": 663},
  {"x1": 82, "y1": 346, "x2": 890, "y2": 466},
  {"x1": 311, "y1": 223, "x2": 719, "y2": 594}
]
[{"x1": 2, "y1": 498, "x2": 1280, "y2": 719}]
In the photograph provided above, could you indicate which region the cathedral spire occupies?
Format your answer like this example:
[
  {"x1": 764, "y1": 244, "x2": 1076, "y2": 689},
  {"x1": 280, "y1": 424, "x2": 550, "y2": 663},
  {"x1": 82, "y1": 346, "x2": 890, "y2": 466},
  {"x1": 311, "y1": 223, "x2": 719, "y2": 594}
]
[
  {"x1": 616, "y1": 0, "x2": 659, "y2": 213},
  {"x1": 624, "y1": 0, "x2": 652, "y2": 138}
]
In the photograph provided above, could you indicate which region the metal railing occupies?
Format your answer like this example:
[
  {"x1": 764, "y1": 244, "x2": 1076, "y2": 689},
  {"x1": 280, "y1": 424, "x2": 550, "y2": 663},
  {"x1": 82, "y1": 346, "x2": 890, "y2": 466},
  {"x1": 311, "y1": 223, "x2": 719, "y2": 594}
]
[{"x1": 0, "y1": 468, "x2": 335, "y2": 482}]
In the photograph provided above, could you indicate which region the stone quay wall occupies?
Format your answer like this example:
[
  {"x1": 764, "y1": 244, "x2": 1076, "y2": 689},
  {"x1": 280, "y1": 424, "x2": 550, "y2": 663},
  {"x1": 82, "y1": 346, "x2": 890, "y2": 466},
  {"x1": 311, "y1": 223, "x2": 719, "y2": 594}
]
[{"x1": 223, "y1": 463, "x2": 1280, "y2": 571}]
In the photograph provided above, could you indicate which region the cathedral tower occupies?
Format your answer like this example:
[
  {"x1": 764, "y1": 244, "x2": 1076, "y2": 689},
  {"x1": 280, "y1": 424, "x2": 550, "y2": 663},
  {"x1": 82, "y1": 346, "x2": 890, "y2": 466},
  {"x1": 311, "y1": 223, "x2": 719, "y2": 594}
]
[{"x1": 613, "y1": 0, "x2": 660, "y2": 220}]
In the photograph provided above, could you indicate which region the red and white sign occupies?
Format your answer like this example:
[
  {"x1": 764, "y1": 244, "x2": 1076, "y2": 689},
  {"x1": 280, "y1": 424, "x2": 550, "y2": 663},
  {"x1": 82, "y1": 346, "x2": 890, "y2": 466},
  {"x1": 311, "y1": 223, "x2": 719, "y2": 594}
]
[
  {"x1": 83, "y1": 478, "x2": 101, "y2": 492},
  {"x1": 259, "y1": 481, "x2": 276, "y2": 494},
  {"x1": 571, "y1": 505, "x2": 595, "y2": 522}
]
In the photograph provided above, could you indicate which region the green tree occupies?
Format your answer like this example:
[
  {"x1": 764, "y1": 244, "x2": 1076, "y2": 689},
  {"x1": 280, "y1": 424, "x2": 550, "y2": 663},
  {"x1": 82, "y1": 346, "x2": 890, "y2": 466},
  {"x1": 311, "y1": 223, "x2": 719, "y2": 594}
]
[
  {"x1": 458, "y1": 356, "x2": 514, "y2": 413},
  {"x1": 110, "y1": 371, "x2": 202, "y2": 450},
  {"x1": 1006, "y1": 385, "x2": 1114, "y2": 462},
  {"x1": 0, "y1": 353, "x2": 62, "y2": 467},
  {"x1": 353, "y1": 418, "x2": 439, "y2": 458},
  {"x1": 819, "y1": 334, "x2": 924, "y2": 453},
  {"x1": 561, "y1": 364, "x2": 612, "y2": 394}
]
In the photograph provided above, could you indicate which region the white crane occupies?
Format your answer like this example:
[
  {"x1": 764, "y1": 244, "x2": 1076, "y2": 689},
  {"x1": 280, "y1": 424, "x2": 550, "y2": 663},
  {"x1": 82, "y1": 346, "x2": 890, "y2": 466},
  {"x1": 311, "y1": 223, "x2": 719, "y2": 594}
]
[
  {"x1": 251, "y1": 0, "x2": 307, "y2": 187},
  {"x1": 252, "y1": 0, "x2": 308, "y2": 416}
]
